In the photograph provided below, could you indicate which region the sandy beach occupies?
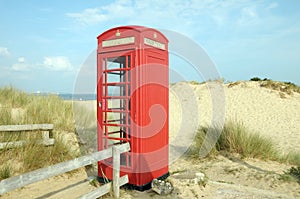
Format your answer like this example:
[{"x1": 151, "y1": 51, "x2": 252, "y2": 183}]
[{"x1": 2, "y1": 81, "x2": 300, "y2": 198}]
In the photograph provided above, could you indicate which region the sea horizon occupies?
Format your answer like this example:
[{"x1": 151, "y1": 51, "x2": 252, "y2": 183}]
[{"x1": 33, "y1": 92, "x2": 96, "y2": 101}]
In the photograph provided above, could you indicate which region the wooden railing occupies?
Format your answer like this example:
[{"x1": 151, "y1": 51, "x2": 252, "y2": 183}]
[
  {"x1": 0, "y1": 124, "x2": 54, "y2": 149},
  {"x1": 0, "y1": 143, "x2": 130, "y2": 198}
]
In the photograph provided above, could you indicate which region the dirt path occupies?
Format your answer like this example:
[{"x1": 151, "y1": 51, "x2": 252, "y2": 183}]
[{"x1": 1, "y1": 169, "x2": 96, "y2": 199}]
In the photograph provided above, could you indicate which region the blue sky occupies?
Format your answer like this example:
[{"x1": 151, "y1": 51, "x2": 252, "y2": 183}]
[{"x1": 0, "y1": 0, "x2": 299, "y2": 93}]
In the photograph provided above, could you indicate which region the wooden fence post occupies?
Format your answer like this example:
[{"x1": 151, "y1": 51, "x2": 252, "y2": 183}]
[{"x1": 113, "y1": 146, "x2": 120, "y2": 199}]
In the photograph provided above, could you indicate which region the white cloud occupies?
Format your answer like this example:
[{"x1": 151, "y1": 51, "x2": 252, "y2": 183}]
[
  {"x1": 12, "y1": 63, "x2": 29, "y2": 71},
  {"x1": 43, "y1": 56, "x2": 73, "y2": 71},
  {"x1": 237, "y1": 6, "x2": 259, "y2": 26},
  {"x1": 267, "y1": 2, "x2": 278, "y2": 10},
  {"x1": 12, "y1": 57, "x2": 30, "y2": 71},
  {"x1": 0, "y1": 47, "x2": 10, "y2": 57},
  {"x1": 10, "y1": 56, "x2": 74, "y2": 72},
  {"x1": 66, "y1": 8, "x2": 108, "y2": 26},
  {"x1": 64, "y1": 0, "x2": 262, "y2": 33},
  {"x1": 65, "y1": 0, "x2": 135, "y2": 26},
  {"x1": 18, "y1": 57, "x2": 25, "y2": 63},
  {"x1": 63, "y1": 0, "x2": 298, "y2": 44},
  {"x1": 65, "y1": 0, "x2": 289, "y2": 37}
]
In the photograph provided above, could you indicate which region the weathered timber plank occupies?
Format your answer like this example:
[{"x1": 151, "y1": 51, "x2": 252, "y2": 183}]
[
  {"x1": 77, "y1": 175, "x2": 128, "y2": 199},
  {"x1": 0, "y1": 140, "x2": 27, "y2": 149},
  {"x1": 0, "y1": 139, "x2": 55, "y2": 150},
  {"x1": 0, "y1": 143, "x2": 130, "y2": 195},
  {"x1": 0, "y1": 124, "x2": 53, "y2": 132}
]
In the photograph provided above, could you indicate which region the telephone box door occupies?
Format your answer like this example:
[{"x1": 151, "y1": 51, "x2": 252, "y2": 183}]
[{"x1": 98, "y1": 51, "x2": 134, "y2": 168}]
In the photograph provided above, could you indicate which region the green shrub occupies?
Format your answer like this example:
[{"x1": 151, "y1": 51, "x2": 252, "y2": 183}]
[{"x1": 250, "y1": 77, "x2": 261, "y2": 81}]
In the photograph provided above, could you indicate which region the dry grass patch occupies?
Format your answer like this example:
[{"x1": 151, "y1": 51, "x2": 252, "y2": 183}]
[
  {"x1": 0, "y1": 86, "x2": 77, "y2": 179},
  {"x1": 250, "y1": 77, "x2": 300, "y2": 95},
  {"x1": 0, "y1": 86, "x2": 74, "y2": 131},
  {"x1": 188, "y1": 121, "x2": 300, "y2": 166}
]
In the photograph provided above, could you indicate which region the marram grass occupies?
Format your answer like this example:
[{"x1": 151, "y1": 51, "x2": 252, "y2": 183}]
[
  {"x1": 0, "y1": 86, "x2": 77, "y2": 179},
  {"x1": 189, "y1": 121, "x2": 300, "y2": 166}
]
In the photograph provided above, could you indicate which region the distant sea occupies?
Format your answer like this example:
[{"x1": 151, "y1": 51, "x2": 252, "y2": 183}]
[
  {"x1": 33, "y1": 93, "x2": 96, "y2": 101},
  {"x1": 59, "y1": 94, "x2": 96, "y2": 101}
]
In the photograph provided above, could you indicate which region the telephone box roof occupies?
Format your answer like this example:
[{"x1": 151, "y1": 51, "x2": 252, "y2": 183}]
[{"x1": 97, "y1": 25, "x2": 168, "y2": 42}]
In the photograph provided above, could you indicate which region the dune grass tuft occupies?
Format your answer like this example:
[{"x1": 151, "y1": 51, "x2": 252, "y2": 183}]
[
  {"x1": 281, "y1": 151, "x2": 300, "y2": 166},
  {"x1": 0, "y1": 86, "x2": 74, "y2": 131},
  {"x1": 216, "y1": 122, "x2": 278, "y2": 160},
  {"x1": 189, "y1": 81, "x2": 202, "y2": 85},
  {"x1": 260, "y1": 80, "x2": 300, "y2": 95},
  {"x1": 288, "y1": 166, "x2": 300, "y2": 182},
  {"x1": 22, "y1": 137, "x2": 75, "y2": 171},
  {"x1": 0, "y1": 164, "x2": 12, "y2": 181},
  {"x1": 0, "y1": 137, "x2": 76, "y2": 177},
  {"x1": 0, "y1": 86, "x2": 30, "y2": 108},
  {"x1": 188, "y1": 121, "x2": 300, "y2": 166},
  {"x1": 249, "y1": 77, "x2": 300, "y2": 94},
  {"x1": 0, "y1": 86, "x2": 77, "y2": 178}
]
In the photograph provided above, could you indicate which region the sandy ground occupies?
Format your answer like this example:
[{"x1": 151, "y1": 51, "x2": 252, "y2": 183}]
[
  {"x1": 3, "y1": 156, "x2": 300, "y2": 199},
  {"x1": 1, "y1": 81, "x2": 300, "y2": 198}
]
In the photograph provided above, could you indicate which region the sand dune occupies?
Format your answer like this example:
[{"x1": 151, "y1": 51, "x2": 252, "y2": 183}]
[
  {"x1": 3, "y1": 81, "x2": 300, "y2": 198},
  {"x1": 190, "y1": 81, "x2": 300, "y2": 153},
  {"x1": 72, "y1": 80, "x2": 300, "y2": 160}
]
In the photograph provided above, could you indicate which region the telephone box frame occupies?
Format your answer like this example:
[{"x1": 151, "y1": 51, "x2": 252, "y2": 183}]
[{"x1": 97, "y1": 25, "x2": 169, "y2": 190}]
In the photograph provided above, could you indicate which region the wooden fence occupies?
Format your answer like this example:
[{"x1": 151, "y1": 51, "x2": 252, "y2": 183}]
[
  {"x1": 0, "y1": 124, "x2": 54, "y2": 149},
  {"x1": 0, "y1": 142, "x2": 130, "y2": 198}
]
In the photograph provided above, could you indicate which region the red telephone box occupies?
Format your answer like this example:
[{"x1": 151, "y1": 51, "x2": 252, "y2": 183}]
[{"x1": 97, "y1": 26, "x2": 169, "y2": 190}]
